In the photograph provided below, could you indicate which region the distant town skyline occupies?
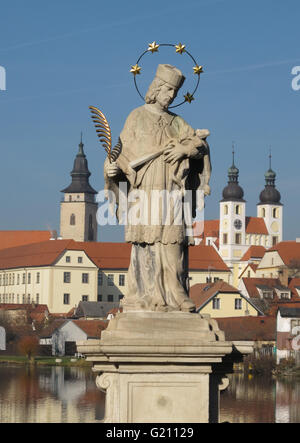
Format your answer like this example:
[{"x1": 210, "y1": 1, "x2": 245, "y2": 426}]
[{"x1": 0, "y1": 0, "x2": 299, "y2": 242}]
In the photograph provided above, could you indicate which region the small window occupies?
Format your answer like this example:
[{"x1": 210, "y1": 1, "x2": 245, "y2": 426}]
[
  {"x1": 212, "y1": 298, "x2": 220, "y2": 310},
  {"x1": 98, "y1": 273, "x2": 103, "y2": 286},
  {"x1": 280, "y1": 292, "x2": 290, "y2": 299},
  {"x1": 273, "y1": 208, "x2": 278, "y2": 218},
  {"x1": 22, "y1": 273, "x2": 26, "y2": 284},
  {"x1": 78, "y1": 257, "x2": 83, "y2": 264},
  {"x1": 17, "y1": 274, "x2": 20, "y2": 285},
  {"x1": 70, "y1": 214, "x2": 76, "y2": 225},
  {"x1": 36, "y1": 272, "x2": 40, "y2": 284},
  {"x1": 97, "y1": 294, "x2": 102, "y2": 302},
  {"x1": 272, "y1": 236, "x2": 278, "y2": 246},
  {"x1": 248, "y1": 271, "x2": 251, "y2": 278},
  {"x1": 82, "y1": 295, "x2": 89, "y2": 302},
  {"x1": 223, "y1": 233, "x2": 228, "y2": 244},
  {"x1": 66, "y1": 256, "x2": 71, "y2": 263},
  {"x1": 63, "y1": 293, "x2": 70, "y2": 305},
  {"x1": 261, "y1": 208, "x2": 266, "y2": 218},
  {"x1": 108, "y1": 294, "x2": 114, "y2": 302},
  {"x1": 235, "y1": 299, "x2": 242, "y2": 310},
  {"x1": 63, "y1": 272, "x2": 71, "y2": 283},
  {"x1": 235, "y1": 205, "x2": 241, "y2": 215},
  {"x1": 214, "y1": 277, "x2": 219, "y2": 283},
  {"x1": 224, "y1": 205, "x2": 228, "y2": 215},
  {"x1": 69, "y1": 195, "x2": 72, "y2": 202},
  {"x1": 82, "y1": 273, "x2": 89, "y2": 284},
  {"x1": 206, "y1": 277, "x2": 212, "y2": 283},
  {"x1": 119, "y1": 274, "x2": 125, "y2": 286},
  {"x1": 119, "y1": 294, "x2": 123, "y2": 301},
  {"x1": 108, "y1": 274, "x2": 114, "y2": 286},
  {"x1": 27, "y1": 273, "x2": 31, "y2": 284},
  {"x1": 36, "y1": 294, "x2": 40, "y2": 304},
  {"x1": 235, "y1": 233, "x2": 242, "y2": 245}
]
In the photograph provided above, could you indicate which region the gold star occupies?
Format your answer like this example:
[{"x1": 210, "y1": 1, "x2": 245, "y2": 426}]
[
  {"x1": 184, "y1": 92, "x2": 194, "y2": 103},
  {"x1": 148, "y1": 41, "x2": 159, "y2": 53},
  {"x1": 175, "y1": 43, "x2": 186, "y2": 54},
  {"x1": 130, "y1": 64, "x2": 141, "y2": 75},
  {"x1": 193, "y1": 65, "x2": 203, "y2": 75}
]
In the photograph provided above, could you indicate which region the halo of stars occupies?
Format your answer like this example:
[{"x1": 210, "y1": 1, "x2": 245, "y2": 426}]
[{"x1": 130, "y1": 42, "x2": 204, "y2": 108}]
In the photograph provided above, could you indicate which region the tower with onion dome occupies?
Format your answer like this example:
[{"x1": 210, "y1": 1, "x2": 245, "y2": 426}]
[
  {"x1": 219, "y1": 145, "x2": 248, "y2": 267},
  {"x1": 257, "y1": 152, "x2": 283, "y2": 247}
]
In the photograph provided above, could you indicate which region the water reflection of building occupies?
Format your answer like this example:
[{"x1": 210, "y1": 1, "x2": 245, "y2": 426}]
[
  {"x1": 0, "y1": 366, "x2": 104, "y2": 423},
  {"x1": 221, "y1": 374, "x2": 300, "y2": 423},
  {"x1": 275, "y1": 379, "x2": 300, "y2": 423}
]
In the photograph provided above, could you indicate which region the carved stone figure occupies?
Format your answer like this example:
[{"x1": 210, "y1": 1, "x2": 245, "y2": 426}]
[{"x1": 104, "y1": 64, "x2": 211, "y2": 312}]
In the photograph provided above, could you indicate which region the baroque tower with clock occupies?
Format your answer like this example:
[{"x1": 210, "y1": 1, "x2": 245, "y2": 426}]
[{"x1": 219, "y1": 150, "x2": 248, "y2": 270}]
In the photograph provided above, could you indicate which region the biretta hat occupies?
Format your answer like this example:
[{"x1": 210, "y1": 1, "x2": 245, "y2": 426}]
[{"x1": 155, "y1": 64, "x2": 185, "y2": 89}]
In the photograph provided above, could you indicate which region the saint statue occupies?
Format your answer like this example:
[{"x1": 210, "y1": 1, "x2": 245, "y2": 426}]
[{"x1": 104, "y1": 64, "x2": 211, "y2": 312}]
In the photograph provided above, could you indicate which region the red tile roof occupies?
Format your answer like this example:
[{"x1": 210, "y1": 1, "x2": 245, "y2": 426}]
[
  {"x1": 39, "y1": 319, "x2": 108, "y2": 339},
  {"x1": 0, "y1": 231, "x2": 54, "y2": 251},
  {"x1": 0, "y1": 240, "x2": 74, "y2": 270},
  {"x1": 194, "y1": 217, "x2": 269, "y2": 242},
  {"x1": 0, "y1": 240, "x2": 229, "y2": 272},
  {"x1": 72, "y1": 320, "x2": 108, "y2": 338},
  {"x1": 193, "y1": 220, "x2": 219, "y2": 240},
  {"x1": 190, "y1": 280, "x2": 239, "y2": 310},
  {"x1": 245, "y1": 217, "x2": 269, "y2": 235},
  {"x1": 189, "y1": 245, "x2": 230, "y2": 272},
  {"x1": 242, "y1": 278, "x2": 281, "y2": 298},
  {"x1": 215, "y1": 316, "x2": 276, "y2": 341},
  {"x1": 268, "y1": 241, "x2": 300, "y2": 266},
  {"x1": 241, "y1": 246, "x2": 266, "y2": 261},
  {"x1": 68, "y1": 242, "x2": 131, "y2": 269},
  {"x1": 288, "y1": 278, "x2": 300, "y2": 298}
]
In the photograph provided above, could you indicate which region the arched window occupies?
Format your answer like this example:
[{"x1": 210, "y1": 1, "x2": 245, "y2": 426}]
[
  {"x1": 261, "y1": 208, "x2": 266, "y2": 218},
  {"x1": 235, "y1": 205, "x2": 241, "y2": 215},
  {"x1": 70, "y1": 214, "x2": 76, "y2": 225},
  {"x1": 273, "y1": 208, "x2": 278, "y2": 218},
  {"x1": 224, "y1": 205, "x2": 228, "y2": 215},
  {"x1": 69, "y1": 195, "x2": 72, "y2": 202}
]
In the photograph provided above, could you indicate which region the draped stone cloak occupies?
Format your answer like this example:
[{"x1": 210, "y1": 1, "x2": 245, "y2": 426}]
[{"x1": 104, "y1": 104, "x2": 211, "y2": 246}]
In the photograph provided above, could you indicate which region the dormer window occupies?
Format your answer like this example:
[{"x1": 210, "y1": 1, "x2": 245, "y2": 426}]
[
  {"x1": 280, "y1": 292, "x2": 290, "y2": 299},
  {"x1": 262, "y1": 291, "x2": 273, "y2": 299}
]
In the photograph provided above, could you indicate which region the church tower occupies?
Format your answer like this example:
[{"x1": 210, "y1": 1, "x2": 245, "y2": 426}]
[
  {"x1": 257, "y1": 153, "x2": 283, "y2": 247},
  {"x1": 219, "y1": 146, "x2": 248, "y2": 266},
  {"x1": 60, "y1": 136, "x2": 98, "y2": 242}
]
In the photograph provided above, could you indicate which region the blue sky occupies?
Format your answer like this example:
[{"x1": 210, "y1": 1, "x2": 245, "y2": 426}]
[{"x1": 0, "y1": 0, "x2": 299, "y2": 242}]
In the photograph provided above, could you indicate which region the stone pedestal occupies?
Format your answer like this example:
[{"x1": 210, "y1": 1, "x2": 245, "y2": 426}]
[{"x1": 77, "y1": 312, "x2": 253, "y2": 423}]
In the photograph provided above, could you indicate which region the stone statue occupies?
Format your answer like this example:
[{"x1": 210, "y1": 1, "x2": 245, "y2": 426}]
[{"x1": 104, "y1": 64, "x2": 211, "y2": 312}]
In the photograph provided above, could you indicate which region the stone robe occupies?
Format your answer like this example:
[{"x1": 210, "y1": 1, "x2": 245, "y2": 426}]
[{"x1": 104, "y1": 104, "x2": 211, "y2": 311}]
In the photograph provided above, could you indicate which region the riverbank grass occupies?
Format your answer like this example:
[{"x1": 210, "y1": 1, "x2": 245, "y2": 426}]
[{"x1": 0, "y1": 355, "x2": 92, "y2": 367}]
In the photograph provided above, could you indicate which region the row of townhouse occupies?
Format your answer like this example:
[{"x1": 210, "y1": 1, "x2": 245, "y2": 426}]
[{"x1": 0, "y1": 236, "x2": 231, "y2": 313}]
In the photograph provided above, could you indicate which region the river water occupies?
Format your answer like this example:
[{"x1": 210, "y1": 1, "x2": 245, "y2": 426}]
[{"x1": 0, "y1": 365, "x2": 299, "y2": 423}]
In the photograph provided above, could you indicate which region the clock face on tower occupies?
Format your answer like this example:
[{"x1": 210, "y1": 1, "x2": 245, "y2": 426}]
[{"x1": 234, "y1": 219, "x2": 242, "y2": 230}]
